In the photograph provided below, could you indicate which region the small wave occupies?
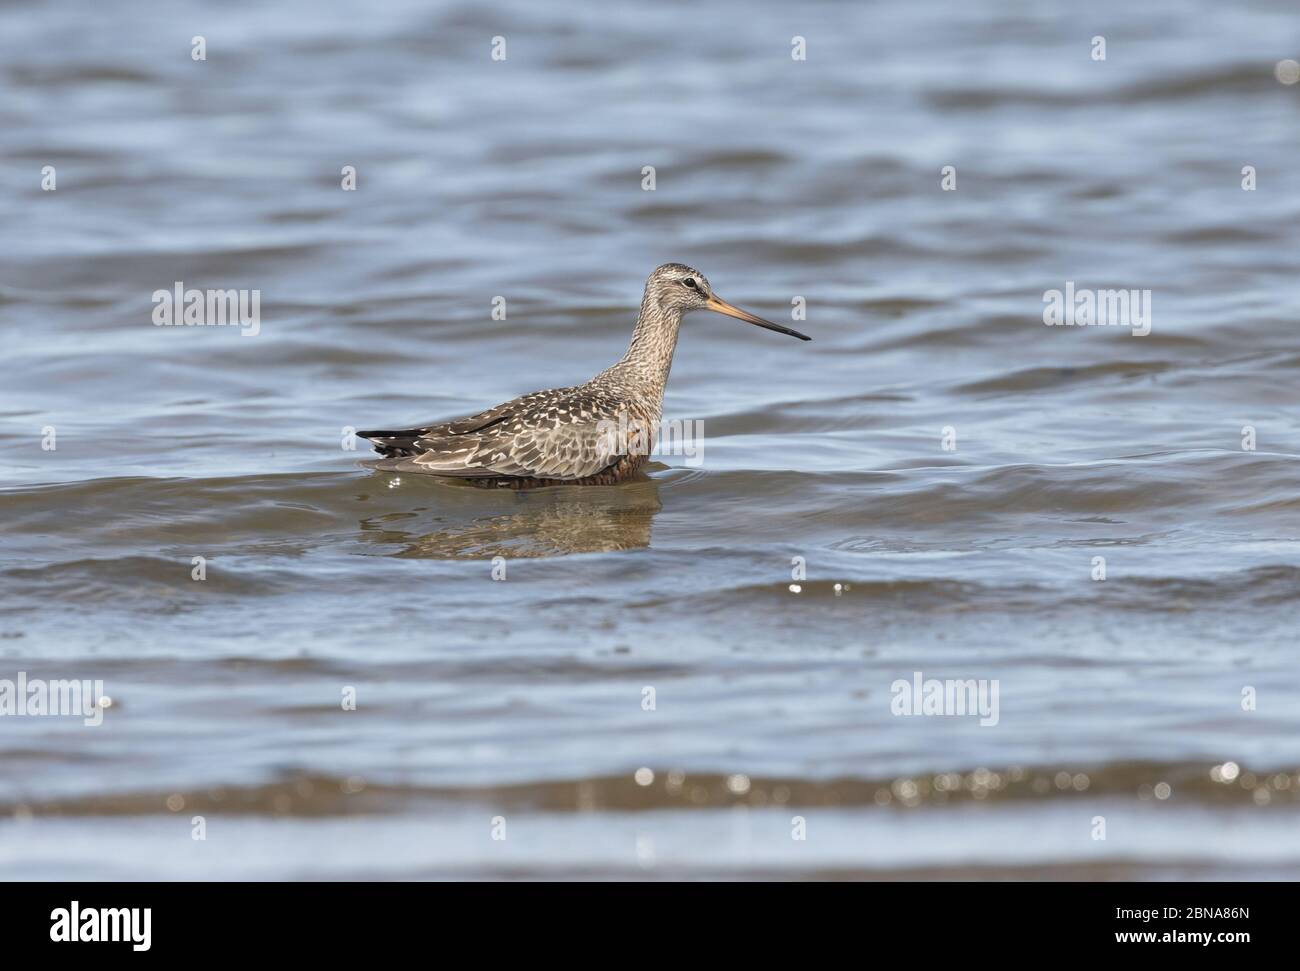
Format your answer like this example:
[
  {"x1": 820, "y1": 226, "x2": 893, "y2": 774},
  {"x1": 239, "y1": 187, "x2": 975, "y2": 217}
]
[
  {"x1": 954, "y1": 360, "x2": 1176, "y2": 396},
  {"x1": 925, "y1": 62, "x2": 1275, "y2": 111},
  {"x1": 7, "y1": 760, "x2": 1294, "y2": 819}
]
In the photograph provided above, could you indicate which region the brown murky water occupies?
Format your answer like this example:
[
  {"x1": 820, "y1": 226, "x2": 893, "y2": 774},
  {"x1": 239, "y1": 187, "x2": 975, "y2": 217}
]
[{"x1": 2, "y1": 0, "x2": 1299, "y2": 878}]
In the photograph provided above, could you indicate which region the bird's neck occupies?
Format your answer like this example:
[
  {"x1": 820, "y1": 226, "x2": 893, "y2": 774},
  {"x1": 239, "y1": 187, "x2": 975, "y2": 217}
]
[{"x1": 616, "y1": 297, "x2": 683, "y2": 401}]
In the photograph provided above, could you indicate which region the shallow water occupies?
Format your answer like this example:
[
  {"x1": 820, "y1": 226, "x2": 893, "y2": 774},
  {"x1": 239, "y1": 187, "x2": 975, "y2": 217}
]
[{"x1": 2, "y1": 0, "x2": 1299, "y2": 879}]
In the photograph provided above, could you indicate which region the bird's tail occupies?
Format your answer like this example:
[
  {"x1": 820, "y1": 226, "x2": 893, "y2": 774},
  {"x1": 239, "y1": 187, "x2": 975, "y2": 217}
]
[{"x1": 357, "y1": 429, "x2": 423, "y2": 457}]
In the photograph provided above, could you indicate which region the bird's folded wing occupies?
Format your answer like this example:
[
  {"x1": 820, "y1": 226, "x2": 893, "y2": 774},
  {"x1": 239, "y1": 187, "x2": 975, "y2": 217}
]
[{"x1": 392, "y1": 418, "x2": 625, "y2": 480}]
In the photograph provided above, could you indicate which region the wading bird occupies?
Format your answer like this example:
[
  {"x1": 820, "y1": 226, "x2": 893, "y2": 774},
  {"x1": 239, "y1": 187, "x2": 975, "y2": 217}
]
[{"x1": 359, "y1": 263, "x2": 810, "y2": 487}]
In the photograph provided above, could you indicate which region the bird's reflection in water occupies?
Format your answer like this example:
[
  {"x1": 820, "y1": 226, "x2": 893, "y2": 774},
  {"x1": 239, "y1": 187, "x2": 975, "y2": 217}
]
[{"x1": 366, "y1": 475, "x2": 662, "y2": 559}]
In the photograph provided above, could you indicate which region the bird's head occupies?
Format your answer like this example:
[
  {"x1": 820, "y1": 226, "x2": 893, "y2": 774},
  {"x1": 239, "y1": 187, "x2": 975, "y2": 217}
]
[{"x1": 642, "y1": 263, "x2": 811, "y2": 340}]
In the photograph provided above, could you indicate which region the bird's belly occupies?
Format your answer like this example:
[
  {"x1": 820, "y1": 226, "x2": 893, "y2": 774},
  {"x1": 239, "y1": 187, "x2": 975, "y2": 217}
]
[{"x1": 467, "y1": 453, "x2": 648, "y2": 489}]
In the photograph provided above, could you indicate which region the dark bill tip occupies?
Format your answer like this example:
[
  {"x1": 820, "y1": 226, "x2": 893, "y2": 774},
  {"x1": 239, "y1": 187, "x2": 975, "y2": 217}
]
[{"x1": 705, "y1": 295, "x2": 812, "y2": 341}]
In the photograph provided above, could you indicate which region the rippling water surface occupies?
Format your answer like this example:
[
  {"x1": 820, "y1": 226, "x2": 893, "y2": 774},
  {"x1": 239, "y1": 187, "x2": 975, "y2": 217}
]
[{"x1": 2, "y1": 0, "x2": 1299, "y2": 879}]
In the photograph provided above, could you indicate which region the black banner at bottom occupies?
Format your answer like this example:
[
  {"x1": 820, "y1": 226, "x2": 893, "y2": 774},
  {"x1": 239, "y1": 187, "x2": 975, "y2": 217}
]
[{"x1": 0, "y1": 881, "x2": 1274, "y2": 956}]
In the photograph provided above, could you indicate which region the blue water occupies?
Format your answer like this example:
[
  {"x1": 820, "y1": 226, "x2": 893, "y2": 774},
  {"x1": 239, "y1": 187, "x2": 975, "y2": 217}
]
[{"x1": 2, "y1": 0, "x2": 1299, "y2": 878}]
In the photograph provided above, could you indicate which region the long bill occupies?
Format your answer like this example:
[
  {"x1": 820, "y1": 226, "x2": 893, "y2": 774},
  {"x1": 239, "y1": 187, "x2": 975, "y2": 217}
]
[{"x1": 705, "y1": 295, "x2": 812, "y2": 341}]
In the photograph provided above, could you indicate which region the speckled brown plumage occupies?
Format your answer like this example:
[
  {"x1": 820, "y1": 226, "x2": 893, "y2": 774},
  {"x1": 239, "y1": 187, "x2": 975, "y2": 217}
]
[
  {"x1": 465, "y1": 454, "x2": 650, "y2": 489},
  {"x1": 357, "y1": 263, "x2": 810, "y2": 487}
]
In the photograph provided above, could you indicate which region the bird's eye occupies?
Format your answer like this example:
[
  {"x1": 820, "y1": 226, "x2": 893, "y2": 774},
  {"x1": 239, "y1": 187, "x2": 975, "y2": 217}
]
[{"x1": 681, "y1": 278, "x2": 698, "y2": 290}]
